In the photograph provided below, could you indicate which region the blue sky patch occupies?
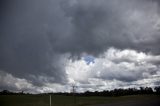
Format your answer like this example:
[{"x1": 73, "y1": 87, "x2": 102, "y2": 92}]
[{"x1": 83, "y1": 55, "x2": 95, "y2": 65}]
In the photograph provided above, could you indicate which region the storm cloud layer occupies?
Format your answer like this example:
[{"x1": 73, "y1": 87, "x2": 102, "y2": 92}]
[{"x1": 0, "y1": 0, "x2": 160, "y2": 93}]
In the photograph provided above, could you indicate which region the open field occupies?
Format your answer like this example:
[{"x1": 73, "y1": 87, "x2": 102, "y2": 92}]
[{"x1": 0, "y1": 94, "x2": 160, "y2": 106}]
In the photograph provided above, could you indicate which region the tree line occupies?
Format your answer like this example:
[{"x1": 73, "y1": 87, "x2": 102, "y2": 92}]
[
  {"x1": 0, "y1": 86, "x2": 160, "y2": 96},
  {"x1": 82, "y1": 87, "x2": 160, "y2": 96}
]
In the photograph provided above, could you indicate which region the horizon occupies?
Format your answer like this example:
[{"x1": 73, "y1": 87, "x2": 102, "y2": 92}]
[{"x1": 0, "y1": 86, "x2": 159, "y2": 94}]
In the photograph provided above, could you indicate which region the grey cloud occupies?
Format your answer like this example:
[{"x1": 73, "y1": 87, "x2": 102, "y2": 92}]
[
  {"x1": 0, "y1": 0, "x2": 70, "y2": 86},
  {"x1": 154, "y1": 80, "x2": 160, "y2": 86},
  {"x1": 60, "y1": 0, "x2": 160, "y2": 55},
  {"x1": 96, "y1": 65, "x2": 142, "y2": 82},
  {"x1": 0, "y1": 0, "x2": 160, "y2": 92}
]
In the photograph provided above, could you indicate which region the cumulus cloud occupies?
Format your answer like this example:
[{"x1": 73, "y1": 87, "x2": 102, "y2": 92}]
[
  {"x1": 66, "y1": 48, "x2": 160, "y2": 91},
  {"x1": 0, "y1": 70, "x2": 33, "y2": 92},
  {"x1": 0, "y1": 0, "x2": 160, "y2": 92},
  {"x1": 0, "y1": 70, "x2": 72, "y2": 93}
]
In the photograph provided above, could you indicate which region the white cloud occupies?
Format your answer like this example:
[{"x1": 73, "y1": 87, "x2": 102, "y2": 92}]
[
  {"x1": 1, "y1": 47, "x2": 160, "y2": 93},
  {"x1": 66, "y1": 48, "x2": 160, "y2": 92},
  {"x1": 0, "y1": 70, "x2": 33, "y2": 91},
  {"x1": 66, "y1": 59, "x2": 94, "y2": 84},
  {"x1": 0, "y1": 70, "x2": 71, "y2": 93}
]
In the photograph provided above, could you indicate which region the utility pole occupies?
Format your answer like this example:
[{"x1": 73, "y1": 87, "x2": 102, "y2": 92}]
[
  {"x1": 50, "y1": 95, "x2": 51, "y2": 106},
  {"x1": 72, "y1": 84, "x2": 77, "y2": 105}
]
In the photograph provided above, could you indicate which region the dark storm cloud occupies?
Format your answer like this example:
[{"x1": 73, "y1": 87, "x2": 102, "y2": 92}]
[
  {"x1": 60, "y1": 0, "x2": 132, "y2": 55},
  {"x1": 0, "y1": 0, "x2": 70, "y2": 86},
  {"x1": 60, "y1": 0, "x2": 160, "y2": 55},
  {"x1": 0, "y1": 0, "x2": 160, "y2": 91}
]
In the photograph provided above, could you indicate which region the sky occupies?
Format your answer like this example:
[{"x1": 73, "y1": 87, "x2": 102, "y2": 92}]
[{"x1": 0, "y1": 0, "x2": 160, "y2": 93}]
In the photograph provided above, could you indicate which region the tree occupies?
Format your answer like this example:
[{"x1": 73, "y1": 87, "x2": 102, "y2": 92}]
[{"x1": 155, "y1": 86, "x2": 160, "y2": 95}]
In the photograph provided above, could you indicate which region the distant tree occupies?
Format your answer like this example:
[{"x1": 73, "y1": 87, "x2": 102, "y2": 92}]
[
  {"x1": 145, "y1": 87, "x2": 153, "y2": 94},
  {"x1": 155, "y1": 86, "x2": 160, "y2": 95},
  {"x1": 0, "y1": 90, "x2": 11, "y2": 95}
]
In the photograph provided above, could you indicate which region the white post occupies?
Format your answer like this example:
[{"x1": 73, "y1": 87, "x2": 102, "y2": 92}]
[{"x1": 50, "y1": 95, "x2": 51, "y2": 106}]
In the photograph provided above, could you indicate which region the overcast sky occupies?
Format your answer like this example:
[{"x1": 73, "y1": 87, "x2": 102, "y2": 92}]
[{"x1": 0, "y1": 0, "x2": 160, "y2": 93}]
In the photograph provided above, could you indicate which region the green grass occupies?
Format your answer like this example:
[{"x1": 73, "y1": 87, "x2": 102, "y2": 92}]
[{"x1": 0, "y1": 94, "x2": 159, "y2": 106}]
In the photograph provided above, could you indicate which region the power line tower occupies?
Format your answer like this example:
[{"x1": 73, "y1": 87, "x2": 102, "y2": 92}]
[{"x1": 71, "y1": 84, "x2": 78, "y2": 105}]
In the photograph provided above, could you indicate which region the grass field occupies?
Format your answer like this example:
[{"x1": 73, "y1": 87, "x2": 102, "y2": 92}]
[{"x1": 0, "y1": 94, "x2": 160, "y2": 106}]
